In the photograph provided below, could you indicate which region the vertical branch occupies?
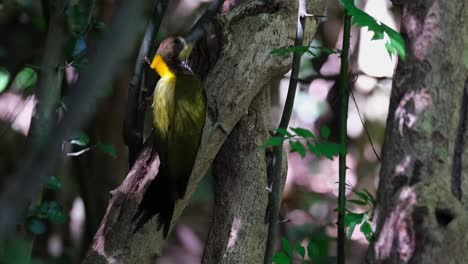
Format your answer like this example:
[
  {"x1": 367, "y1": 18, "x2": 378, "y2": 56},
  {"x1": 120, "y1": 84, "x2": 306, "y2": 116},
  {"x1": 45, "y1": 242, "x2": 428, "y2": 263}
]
[
  {"x1": 28, "y1": 0, "x2": 67, "y2": 148},
  {"x1": 13, "y1": 0, "x2": 68, "y2": 260},
  {"x1": 124, "y1": 0, "x2": 168, "y2": 167},
  {"x1": 337, "y1": 5, "x2": 352, "y2": 264},
  {"x1": 264, "y1": 0, "x2": 307, "y2": 263}
]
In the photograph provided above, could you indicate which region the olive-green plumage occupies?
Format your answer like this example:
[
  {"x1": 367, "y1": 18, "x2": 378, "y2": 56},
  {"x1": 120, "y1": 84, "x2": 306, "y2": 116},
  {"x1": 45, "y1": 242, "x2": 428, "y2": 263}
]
[{"x1": 133, "y1": 36, "x2": 206, "y2": 237}]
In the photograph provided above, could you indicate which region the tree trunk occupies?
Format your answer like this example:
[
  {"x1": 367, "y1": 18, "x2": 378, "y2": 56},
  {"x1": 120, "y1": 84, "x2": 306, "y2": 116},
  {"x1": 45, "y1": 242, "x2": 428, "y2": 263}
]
[
  {"x1": 367, "y1": 0, "x2": 468, "y2": 263},
  {"x1": 202, "y1": 86, "x2": 285, "y2": 263},
  {"x1": 82, "y1": 0, "x2": 323, "y2": 263}
]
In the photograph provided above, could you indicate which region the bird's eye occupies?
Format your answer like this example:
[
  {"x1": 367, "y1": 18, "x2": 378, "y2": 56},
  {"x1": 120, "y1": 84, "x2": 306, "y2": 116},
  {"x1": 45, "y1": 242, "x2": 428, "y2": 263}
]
[{"x1": 174, "y1": 38, "x2": 182, "y2": 45}]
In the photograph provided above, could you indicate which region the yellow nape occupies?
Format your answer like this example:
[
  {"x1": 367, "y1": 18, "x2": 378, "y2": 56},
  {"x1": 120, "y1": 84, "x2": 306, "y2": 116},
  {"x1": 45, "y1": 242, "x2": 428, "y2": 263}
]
[{"x1": 150, "y1": 55, "x2": 175, "y2": 79}]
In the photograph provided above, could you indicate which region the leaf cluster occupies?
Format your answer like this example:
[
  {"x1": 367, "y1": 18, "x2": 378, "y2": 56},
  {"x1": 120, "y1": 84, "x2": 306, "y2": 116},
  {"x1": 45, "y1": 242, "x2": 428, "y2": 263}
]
[
  {"x1": 340, "y1": 0, "x2": 405, "y2": 60},
  {"x1": 343, "y1": 186, "x2": 375, "y2": 241},
  {"x1": 27, "y1": 201, "x2": 66, "y2": 235},
  {"x1": 264, "y1": 126, "x2": 346, "y2": 160}
]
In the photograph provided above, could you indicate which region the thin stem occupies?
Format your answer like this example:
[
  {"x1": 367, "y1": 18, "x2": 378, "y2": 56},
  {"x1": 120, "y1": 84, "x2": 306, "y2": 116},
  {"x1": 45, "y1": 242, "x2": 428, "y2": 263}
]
[
  {"x1": 264, "y1": 0, "x2": 307, "y2": 263},
  {"x1": 337, "y1": 7, "x2": 352, "y2": 264},
  {"x1": 123, "y1": 0, "x2": 168, "y2": 167},
  {"x1": 185, "y1": 0, "x2": 225, "y2": 44}
]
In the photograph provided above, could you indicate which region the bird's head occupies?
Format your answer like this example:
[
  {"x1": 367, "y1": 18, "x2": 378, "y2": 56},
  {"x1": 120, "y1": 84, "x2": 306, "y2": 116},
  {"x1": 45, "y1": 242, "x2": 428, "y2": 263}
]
[{"x1": 150, "y1": 36, "x2": 193, "y2": 77}]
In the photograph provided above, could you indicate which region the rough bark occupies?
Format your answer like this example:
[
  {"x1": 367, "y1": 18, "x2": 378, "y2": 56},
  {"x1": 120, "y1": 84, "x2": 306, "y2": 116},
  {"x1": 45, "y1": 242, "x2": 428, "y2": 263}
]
[
  {"x1": 82, "y1": 0, "x2": 323, "y2": 263},
  {"x1": 202, "y1": 86, "x2": 286, "y2": 264},
  {"x1": 367, "y1": 0, "x2": 468, "y2": 263}
]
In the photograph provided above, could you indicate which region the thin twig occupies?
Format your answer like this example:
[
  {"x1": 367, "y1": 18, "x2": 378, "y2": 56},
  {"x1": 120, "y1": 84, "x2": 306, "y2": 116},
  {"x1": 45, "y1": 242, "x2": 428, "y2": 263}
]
[
  {"x1": 350, "y1": 90, "x2": 381, "y2": 162},
  {"x1": 185, "y1": 0, "x2": 225, "y2": 44},
  {"x1": 123, "y1": 0, "x2": 168, "y2": 167},
  {"x1": 264, "y1": 0, "x2": 308, "y2": 263},
  {"x1": 337, "y1": 4, "x2": 353, "y2": 263}
]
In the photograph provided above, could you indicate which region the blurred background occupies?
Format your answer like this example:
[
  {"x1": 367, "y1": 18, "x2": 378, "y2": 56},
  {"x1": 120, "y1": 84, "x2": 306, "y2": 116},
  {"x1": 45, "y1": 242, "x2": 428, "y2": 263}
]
[{"x1": 0, "y1": 0, "x2": 400, "y2": 263}]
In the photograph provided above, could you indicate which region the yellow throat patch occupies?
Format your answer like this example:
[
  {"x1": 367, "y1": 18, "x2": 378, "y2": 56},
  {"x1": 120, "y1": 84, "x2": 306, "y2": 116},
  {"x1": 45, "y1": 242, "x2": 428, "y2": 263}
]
[{"x1": 150, "y1": 55, "x2": 175, "y2": 79}]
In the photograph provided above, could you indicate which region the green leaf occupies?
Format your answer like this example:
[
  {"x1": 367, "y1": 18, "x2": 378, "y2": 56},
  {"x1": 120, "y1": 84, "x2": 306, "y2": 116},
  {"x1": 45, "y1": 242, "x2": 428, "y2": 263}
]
[
  {"x1": 271, "y1": 45, "x2": 316, "y2": 57},
  {"x1": 344, "y1": 212, "x2": 365, "y2": 239},
  {"x1": 46, "y1": 202, "x2": 66, "y2": 224},
  {"x1": 67, "y1": 4, "x2": 88, "y2": 34},
  {"x1": 275, "y1": 128, "x2": 292, "y2": 137},
  {"x1": 307, "y1": 240, "x2": 319, "y2": 258},
  {"x1": 347, "y1": 199, "x2": 368, "y2": 206},
  {"x1": 70, "y1": 131, "x2": 89, "y2": 147},
  {"x1": 45, "y1": 176, "x2": 62, "y2": 190},
  {"x1": 27, "y1": 219, "x2": 46, "y2": 235},
  {"x1": 360, "y1": 218, "x2": 373, "y2": 241},
  {"x1": 363, "y1": 189, "x2": 376, "y2": 208},
  {"x1": 311, "y1": 46, "x2": 341, "y2": 55},
  {"x1": 294, "y1": 242, "x2": 306, "y2": 259},
  {"x1": 319, "y1": 126, "x2": 330, "y2": 139},
  {"x1": 290, "y1": 127, "x2": 316, "y2": 139},
  {"x1": 0, "y1": 68, "x2": 9, "y2": 94},
  {"x1": 272, "y1": 251, "x2": 290, "y2": 264},
  {"x1": 280, "y1": 237, "x2": 292, "y2": 257},
  {"x1": 338, "y1": 0, "x2": 406, "y2": 60},
  {"x1": 263, "y1": 136, "x2": 285, "y2": 148},
  {"x1": 70, "y1": 131, "x2": 90, "y2": 146},
  {"x1": 13, "y1": 67, "x2": 37, "y2": 91},
  {"x1": 98, "y1": 142, "x2": 117, "y2": 158},
  {"x1": 353, "y1": 189, "x2": 370, "y2": 203},
  {"x1": 310, "y1": 142, "x2": 346, "y2": 160},
  {"x1": 289, "y1": 140, "x2": 306, "y2": 158}
]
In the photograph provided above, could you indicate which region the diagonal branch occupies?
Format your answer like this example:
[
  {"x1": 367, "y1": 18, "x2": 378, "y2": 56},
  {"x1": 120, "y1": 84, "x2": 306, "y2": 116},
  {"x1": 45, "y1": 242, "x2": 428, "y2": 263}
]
[{"x1": 82, "y1": 1, "x2": 322, "y2": 262}]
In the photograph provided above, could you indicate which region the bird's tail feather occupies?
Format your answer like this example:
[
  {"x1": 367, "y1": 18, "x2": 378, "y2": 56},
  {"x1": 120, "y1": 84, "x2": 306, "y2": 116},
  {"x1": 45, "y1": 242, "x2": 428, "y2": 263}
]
[{"x1": 132, "y1": 167, "x2": 176, "y2": 238}]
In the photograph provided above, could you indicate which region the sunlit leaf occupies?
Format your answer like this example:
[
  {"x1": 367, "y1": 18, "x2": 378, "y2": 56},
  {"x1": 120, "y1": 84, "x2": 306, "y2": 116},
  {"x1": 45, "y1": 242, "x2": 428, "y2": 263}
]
[{"x1": 339, "y1": 0, "x2": 406, "y2": 60}]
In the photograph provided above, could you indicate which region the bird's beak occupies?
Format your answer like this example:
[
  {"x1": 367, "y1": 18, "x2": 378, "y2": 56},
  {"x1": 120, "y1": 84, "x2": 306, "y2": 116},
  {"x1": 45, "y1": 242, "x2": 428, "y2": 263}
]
[{"x1": 178, "y1": 42, "x2": 193, "y2": 61}]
